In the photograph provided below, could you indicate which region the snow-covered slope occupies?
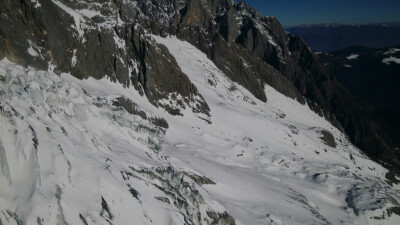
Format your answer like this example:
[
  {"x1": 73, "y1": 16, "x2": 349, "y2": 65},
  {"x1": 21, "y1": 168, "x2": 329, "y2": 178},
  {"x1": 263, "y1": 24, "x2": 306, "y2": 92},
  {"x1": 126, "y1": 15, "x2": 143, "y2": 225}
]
[
  {"x1": 153, "y1": 36, "x2": 400, "y2": 225},
  {"x1": 0, "y1": 59, "x2": 232, "y2": 225},
  {"x1": 0, "y1": 34, "x2": 399, "y2": 225}
]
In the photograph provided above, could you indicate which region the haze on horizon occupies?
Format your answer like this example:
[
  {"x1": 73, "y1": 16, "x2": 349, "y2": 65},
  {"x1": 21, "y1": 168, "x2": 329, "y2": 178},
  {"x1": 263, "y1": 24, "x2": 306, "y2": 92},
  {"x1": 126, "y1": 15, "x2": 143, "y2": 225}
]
[{"x1": 243, "y1": 0, "x2": 400, "y2": 27}]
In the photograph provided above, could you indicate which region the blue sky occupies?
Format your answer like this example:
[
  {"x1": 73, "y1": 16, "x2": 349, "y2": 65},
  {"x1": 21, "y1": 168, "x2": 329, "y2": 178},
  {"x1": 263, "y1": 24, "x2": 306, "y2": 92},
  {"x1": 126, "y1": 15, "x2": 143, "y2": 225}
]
[{"x1": 243, "y1": 0, "x2": 400, "y2": 27}]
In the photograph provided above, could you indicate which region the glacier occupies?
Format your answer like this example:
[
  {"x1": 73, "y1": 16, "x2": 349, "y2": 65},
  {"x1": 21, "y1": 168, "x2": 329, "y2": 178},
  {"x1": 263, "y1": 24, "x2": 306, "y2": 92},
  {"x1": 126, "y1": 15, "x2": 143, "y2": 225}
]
[{"x1": 0, "y1": 34, "x2": 399, "y2": 225}]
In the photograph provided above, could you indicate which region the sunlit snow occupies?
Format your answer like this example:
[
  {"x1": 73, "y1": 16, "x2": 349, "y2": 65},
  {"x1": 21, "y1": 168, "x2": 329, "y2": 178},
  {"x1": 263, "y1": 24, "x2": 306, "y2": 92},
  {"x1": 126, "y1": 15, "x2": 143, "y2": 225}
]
[
  {"x1": 382, "y1": 56, "x2": 400, "y2": 65},
  {"x1": 346, "y1": 54, "x2": 359, "y2": 60},
  {"x1": 1, "y1": 33, "x2": 400, "y2": 225}
]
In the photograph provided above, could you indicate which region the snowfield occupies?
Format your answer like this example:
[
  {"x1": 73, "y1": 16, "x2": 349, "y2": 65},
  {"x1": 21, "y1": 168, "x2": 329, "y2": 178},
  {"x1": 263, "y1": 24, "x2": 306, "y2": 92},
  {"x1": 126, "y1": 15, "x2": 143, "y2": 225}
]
[
  {"x1": 346, "y1": 54, "x2": 359, "y2": 60},
  {"x1": 382, "y1": 56, "x2": 400, "y2": 65},
  {"x1": 0, "y1": 34, "x2": 400, "y2": 225},
  {"x1": 383, "y1": 48, "x2": 400, "y2": 55}
]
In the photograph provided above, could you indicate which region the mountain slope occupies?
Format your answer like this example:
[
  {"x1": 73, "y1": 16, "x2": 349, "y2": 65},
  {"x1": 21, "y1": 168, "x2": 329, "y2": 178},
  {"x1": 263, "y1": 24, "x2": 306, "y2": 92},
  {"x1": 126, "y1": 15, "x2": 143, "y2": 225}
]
[
  {"x1": 320, "y1": 46, "x2": 400, "y2": 111},
  {"x1": 1, "y1": 0, "x2": 398, "y2": 170},
  {"x1": 153, "y1": 36, "x2": 400, "y2": 224},
  {"x1": 0, "y1": 58, "x2": 233, "y2": 225},
  {"x1": 318, "y1": 46, "x2": 400, "y2": 149},
  {"x1": 0, "y1": 0, "x2": 400, "y2": 224},
  {"x1": 1, "y1": 37, "x2": 400, "y2": 224}
]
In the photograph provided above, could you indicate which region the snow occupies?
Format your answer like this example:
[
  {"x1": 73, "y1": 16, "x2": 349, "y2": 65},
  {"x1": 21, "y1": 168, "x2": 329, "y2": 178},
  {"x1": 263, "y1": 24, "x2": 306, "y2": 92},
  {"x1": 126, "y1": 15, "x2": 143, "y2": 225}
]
[
  {"x1": 152, "y1": 35, "x2": 400, "y2": 225},
  {"x1": 0, "y1": 59, "x2": 228, "y2": 225},
  {"x1": 50, "y1": 0, "x2": 125, "y2": 46},
  {"x1": 27, "y1": 40, "x2": 39, "y2": 57},
  {"x1": 113, "y1": 34, "x2": 126, "y2": 50},
  {"x1": 71, "y1": 49, "x2": 77, "y2": 67},
  {"x1": 77, "y1": 8, "x2": 103, "y2": 18},
  {"x1": 1, "y1": 33, "x2": 400, "y2": 225},
  {"x1": 27, "y1": 47, "x2": 39, "y2": 57},
  {"x1": 382, "y1": 56, "x2": 400, "y2": 65},
  {"x1": 384, "y1": 48, "x2": 400, "y2": 55},
  {"x1": 346, "y1": 54, "x2": 359, "y2": 60},
  {"x1": 31, "y1": 0, "x2": 41, "y2": 8}
]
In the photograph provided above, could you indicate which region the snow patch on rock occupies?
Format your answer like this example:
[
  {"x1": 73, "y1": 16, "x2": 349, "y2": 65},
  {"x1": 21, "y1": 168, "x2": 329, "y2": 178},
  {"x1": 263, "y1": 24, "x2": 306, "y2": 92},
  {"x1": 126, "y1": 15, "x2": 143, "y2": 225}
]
[
  {"x1": 383, "y1": 56, "x2": 400, "y2": 65},
  {"x1": 346, "y1": 54, "x2": 359, "y2": 60}
]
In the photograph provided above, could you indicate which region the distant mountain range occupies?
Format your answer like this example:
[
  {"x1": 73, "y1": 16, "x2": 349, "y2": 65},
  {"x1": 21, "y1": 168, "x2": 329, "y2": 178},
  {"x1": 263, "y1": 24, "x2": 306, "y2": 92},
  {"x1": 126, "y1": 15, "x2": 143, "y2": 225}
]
[
  {"x1": 286, "y1": 23, "x2": 400, "y2": 52},
  {"x1": 319, "y1": 46, "x2": 400, "y2": 148}
]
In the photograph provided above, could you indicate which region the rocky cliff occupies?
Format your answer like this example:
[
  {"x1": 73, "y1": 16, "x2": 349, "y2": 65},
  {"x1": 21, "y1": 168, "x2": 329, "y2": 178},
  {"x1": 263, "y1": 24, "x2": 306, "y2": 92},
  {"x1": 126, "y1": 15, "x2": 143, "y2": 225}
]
[{"x1": 319, "y1": 46, "x2": 400, "y2": 153}]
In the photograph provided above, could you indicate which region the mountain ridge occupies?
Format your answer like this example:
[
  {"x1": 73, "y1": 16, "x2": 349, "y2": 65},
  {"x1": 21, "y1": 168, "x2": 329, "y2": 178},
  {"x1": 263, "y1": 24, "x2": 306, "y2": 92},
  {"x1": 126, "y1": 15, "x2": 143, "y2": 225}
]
[
  {"x1": 318, "y1": 45, "x2": 400, "y2": 150},
  {"x1": 1, "y1": 1, "x2": 400, "y2": 224},
  {"x1": 286, "y1": 23, "x2": 400, "y2": 52},
  {"x1": 1, "y1": 0, "x2": 398, "y2": 172}
]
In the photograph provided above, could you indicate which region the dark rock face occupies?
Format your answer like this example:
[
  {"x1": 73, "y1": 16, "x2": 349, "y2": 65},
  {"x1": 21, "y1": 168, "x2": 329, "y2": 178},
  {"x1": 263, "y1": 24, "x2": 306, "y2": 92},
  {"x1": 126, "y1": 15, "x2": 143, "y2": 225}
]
[
  {"x1": 320, "y1": 46, "x2": 400, "y2": 111},
  {"x1": 173, "y1": 25, "x2": 301, "y2": 103},
  {"x1": 128, "y1": 166, "x2": 236, "y2": 224},
  {"x1": 320, "y1": 130, "x2": 337, "y2": 148},
  {"x1": 319, "y1": 46, "x2": 400, "y2": 153},
  {"x1": 0, "y1": 0, "x2": 398, "y2": 170},
  {"x1": 130, "y1": 27, "x2": 209, "y2": 116},
  {"x1": 0, "y1": 0, "x2": 209, "y2": 117},
  {"x1": 113, "y1": 96, "x2": 169, "y2": 129}
]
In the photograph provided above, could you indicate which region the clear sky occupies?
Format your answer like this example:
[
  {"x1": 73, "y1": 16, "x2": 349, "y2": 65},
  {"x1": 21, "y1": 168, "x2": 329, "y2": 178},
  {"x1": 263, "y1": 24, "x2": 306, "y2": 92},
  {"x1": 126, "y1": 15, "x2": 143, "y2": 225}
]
[{"x1": 242, "y1": 0, "x2": 400, "y2": 27}]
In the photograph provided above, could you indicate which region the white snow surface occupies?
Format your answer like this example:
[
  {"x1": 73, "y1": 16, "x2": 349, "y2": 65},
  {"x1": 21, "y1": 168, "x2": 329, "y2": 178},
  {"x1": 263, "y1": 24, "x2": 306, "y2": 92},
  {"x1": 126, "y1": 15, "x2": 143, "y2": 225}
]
[
  {"x1": 346, "y1": 54, "x2": 359, "y2": 60},
  {"x1": 152, "y1": 35, "x2": 400, "y2": 225},
  {"x1": 1, "y1": 33, "x2": 400, "y2": 225},
  {"x1": 382, "y1": 56, "x2": 400, "y2": 65},
  {"x1": 27, "y1": 40, "x2": 40, "y2": 58},
  {"x1": 30, "y1": 0, "x2": 41, "y2": 8},
  {"x1": 383, "y1": 48, "x2": 400, "y2": 55},
  {"x1": 27, "y1": 47, "x2": 38, "y2": 57}
]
